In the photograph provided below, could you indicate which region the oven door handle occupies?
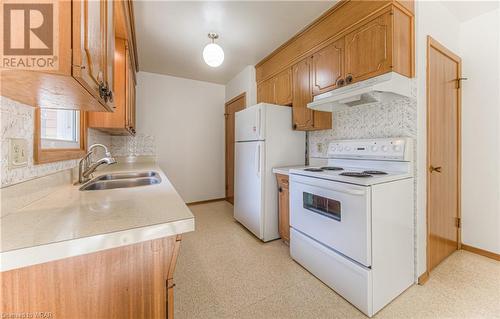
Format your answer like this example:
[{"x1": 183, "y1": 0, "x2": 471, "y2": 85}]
[{"x1": 293, "y1": 180, "x2": 366, "y2": 196}]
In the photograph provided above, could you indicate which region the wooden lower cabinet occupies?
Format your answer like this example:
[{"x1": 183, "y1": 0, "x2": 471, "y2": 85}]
[
  {"x1": 276, "y1": 174, "x2": 290, "y2": 244},
  {"x1": 0, "y1": 235, "x2": 182, "y2": 319}
]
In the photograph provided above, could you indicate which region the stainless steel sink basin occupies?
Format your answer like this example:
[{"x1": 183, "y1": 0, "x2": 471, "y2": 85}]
[
  {"x1": 80, "y1": 175, "x2": 161, "y2": 191},
  {"x1": 94, "y1": 171, "x2": 159, "y2": 181}
]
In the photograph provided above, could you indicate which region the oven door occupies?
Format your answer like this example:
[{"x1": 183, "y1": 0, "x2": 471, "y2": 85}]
[{"x1": 290, "y1": 174, "x2": 372, "y2": 267}]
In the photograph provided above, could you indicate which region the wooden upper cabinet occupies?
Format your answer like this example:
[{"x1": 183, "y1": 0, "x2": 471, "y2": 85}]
[
  {"x1": 274, "y1": 68, "x2": 293, "y2": 106},
  {"x1": 312, "y1": 38, "x2": 344, "y2": 96},
  {"x1": 0, "y1": 1, "x2": 114, "y2": 111},
  {"x1": 256, "y1": 69, "x2": 292, "y2": 106},
  {"x1": 73, "y1": 0, "x2": 115, "y2": 109},
  {"x1": 257, "y1": 78, "x2": 275, "y2": 104},
  {"x1": 344, "y1": 11, "x2": 393, "y2": 84},
  {"x1": 125, "y1": 43, "x2": 137, "y2": 134},
  {"x1": 88, "y1": 39, "x2": 136, "y2": 135},
  {"x1": 291, "y1": 57, "x2": 314, "y2": 130},
  {"x1": 291, "y1": 57, "x2": 332, "y2": 131},
  {"x1": 88, "y1": 1, "x2": 138, "y2": 135}
]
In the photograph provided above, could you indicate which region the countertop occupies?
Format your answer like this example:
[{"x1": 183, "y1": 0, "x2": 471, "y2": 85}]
[
  {"x1": 272, "y1": 166, "x2": 308, "y2": 176},
  {"x1": 0, "y1": 160, "x2": 195, "y2": 271}
]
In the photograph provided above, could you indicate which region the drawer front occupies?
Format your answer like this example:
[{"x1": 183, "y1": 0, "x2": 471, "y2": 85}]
[
  {"x1": 290, "y1": 229, "x2": 373, "y2": 317},
  {"x1": 290, "y1": 174, "x2": 372, "y2": 266}
]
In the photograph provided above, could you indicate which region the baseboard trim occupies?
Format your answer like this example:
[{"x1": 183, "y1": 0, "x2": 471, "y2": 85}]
[
  {"x1": 418, "y1": 271, "x2": 430, "y2": 285},
  {"x1": 462, "y1": 244, "x2": 500, "y2": 261},
  {"x1": 186, "y1": 198, "x2": 226, "y2": 206}
]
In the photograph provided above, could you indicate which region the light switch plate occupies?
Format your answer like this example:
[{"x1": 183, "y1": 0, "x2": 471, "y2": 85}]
[{"x1": 9, "y1": 138, "x2": 28, "y2": 168}]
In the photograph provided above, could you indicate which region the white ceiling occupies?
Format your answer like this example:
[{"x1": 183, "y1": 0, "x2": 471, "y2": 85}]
[
  {"x1": 440, "y1": 1, "x2": 499, "y2": 22},
  {"x1": 134, "y1": 1, "x2": 335, "y2": 84}
]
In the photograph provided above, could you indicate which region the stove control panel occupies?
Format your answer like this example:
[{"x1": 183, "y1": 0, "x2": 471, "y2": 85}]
[{"x1": 327, "y1": 138, "x2": 412, "y2": 161}]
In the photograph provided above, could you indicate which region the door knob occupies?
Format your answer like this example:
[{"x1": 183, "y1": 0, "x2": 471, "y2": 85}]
[{"x1": 429, "y1": 165, "x2": 442, "y2": 173}]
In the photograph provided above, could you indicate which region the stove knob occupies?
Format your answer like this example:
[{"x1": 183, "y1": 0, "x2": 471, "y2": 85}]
[
  {"x1": 338, "y1": 146, "x2": 343, "y2": 151},
  {"x1": 393, "y1": 145, "x2": 402, "y2": 152},
  {"x1": 371, "y1": 145, "x2": 378, "y2": 152},
  {"x1": 381, "y1": 145, "x2": 389, "y2": 152},
  {"x1": 345, "y1": 146, "x2": 351, "y2": 151}
]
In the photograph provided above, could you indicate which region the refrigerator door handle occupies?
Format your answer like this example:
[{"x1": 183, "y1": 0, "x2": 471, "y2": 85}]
[
  {"x1": 255, "y1": 144, "x2": 261, "y2": 176},
  {"x1": 256, "y1": 107, "x2": 262, "y2": 138}
]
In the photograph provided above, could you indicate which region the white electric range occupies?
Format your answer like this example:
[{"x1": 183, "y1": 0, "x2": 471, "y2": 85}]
[{"x1": 289, "y1": 138, "x2": 414, "y2": 317}]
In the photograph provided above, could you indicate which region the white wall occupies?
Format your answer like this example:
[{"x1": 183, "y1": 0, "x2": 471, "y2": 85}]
[
  {"x1": 136, "y1": 72, "x2": 226, "y2": 203},
  {"x1": 415, "y1": 1, "x2": 462, "y2": 276},
  {"x1": 459, "y1": 9, "x2": 500, "y2": 254},
  {"x1": 225, "y1": 65, "x2": 257, "y2": 106}
]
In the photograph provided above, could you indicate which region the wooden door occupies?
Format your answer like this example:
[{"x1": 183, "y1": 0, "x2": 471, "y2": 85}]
[
  {"x1": 225, "y1": 93, "x2": 246, "y2": 204},
  {"x1": 427, "y1": 36, "x2": 461, "y2": 272},
  {"x1": 312, "y1": 38, "x2": 344, "y2": 95},
  {"x1": 274, "y1": 68, "x2": 293, "y2": 106},
  {"x1": 292, "y1": 57, "x2": 314, "y2": 130},
  {"x1": 344, "y1": 11, "x2": 392, "y2": 84},
  {"x1": 257, "y1": 78, "x2": 275, "y2": 104},
  {"x1": 276, "y1": 174, "x2": 290, "y2": 243},
  {"x1": 73, "y1": 0, "x2": 114, "y2": 108}
]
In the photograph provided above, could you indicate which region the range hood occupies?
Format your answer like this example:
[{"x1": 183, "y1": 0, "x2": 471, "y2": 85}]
[{"x1": 307, "y1": 72, "x2": 412, "y2": 112}]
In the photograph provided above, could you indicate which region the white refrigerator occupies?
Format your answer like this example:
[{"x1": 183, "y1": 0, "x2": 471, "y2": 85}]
[{"x1": 234, "y1": 103, "x2": 305, "y2": 241}]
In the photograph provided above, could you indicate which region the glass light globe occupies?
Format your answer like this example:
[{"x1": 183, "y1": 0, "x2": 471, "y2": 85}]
[{"x1": 203, "y1": 43, "x2": 224, "y2": 67}]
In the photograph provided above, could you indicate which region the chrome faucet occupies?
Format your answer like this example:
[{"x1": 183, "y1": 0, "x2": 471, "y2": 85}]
[{"x1": 78, "y1": 144, "x2": 117, "y2": 183}]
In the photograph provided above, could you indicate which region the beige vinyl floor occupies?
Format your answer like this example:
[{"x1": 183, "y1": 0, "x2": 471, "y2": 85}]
[{"x1": 174, "y1": 201, "x2": 500, "y2": 319}]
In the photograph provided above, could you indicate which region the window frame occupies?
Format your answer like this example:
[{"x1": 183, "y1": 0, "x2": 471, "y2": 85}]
[{"x1": 34, "y1": 107, "x2": 87, "y2": 164}]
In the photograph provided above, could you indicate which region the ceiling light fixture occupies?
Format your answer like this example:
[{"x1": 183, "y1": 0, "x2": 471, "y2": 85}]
[{"x1": 203, "y1": 32, "x2": 224, "y2": 68}]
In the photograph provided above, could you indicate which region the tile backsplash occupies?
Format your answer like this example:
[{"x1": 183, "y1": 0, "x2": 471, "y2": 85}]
[
  {"x1": 308, "y1": 96, "x2": 417, "y2": 157},
  {"x1": 110, "y1": 134, "x2": 156, "y2": 157},
  {"x1": 88, "y1": 130, "x2": 156, "y2": 158},
  {"x1": 0, "y1": 97, "x2": 79, "y2": 188}
]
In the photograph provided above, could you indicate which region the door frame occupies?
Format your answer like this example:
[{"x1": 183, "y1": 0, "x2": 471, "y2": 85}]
[
  {"x1": 225, "y1": 92, "x2": 246, "y2": 202},
  {"x1": 424, "y1": 36, "x2": 462, "y2": 281}
]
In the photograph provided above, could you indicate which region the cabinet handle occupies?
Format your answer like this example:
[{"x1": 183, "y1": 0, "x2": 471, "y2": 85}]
[
  {"x1": 107, "y1": 88, "x2": 113, "y2": 103},
  {"x1": 279, "y1": 187, "x2": 283, "y2": 193},
  {"x1": 293, "y1": 124, "x2": 297, "y2": 130},
  {"x1": 98, "y1": 82, "x2": 113, "y2": 103},
  {"x1": 345, "y1": 74, "x2": 353, "y2": 84},
  {"x1": 336, "y1": 78, "x2": 345, "y2": 87}
]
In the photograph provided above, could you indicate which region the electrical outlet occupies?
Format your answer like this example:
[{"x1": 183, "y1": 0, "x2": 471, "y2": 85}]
[
  {"x1": 9, "y1": 138, "x2": 28, "y2": 168},
  {"x1": 316, "y1": 143, "x2": 323, "y2": 153}
]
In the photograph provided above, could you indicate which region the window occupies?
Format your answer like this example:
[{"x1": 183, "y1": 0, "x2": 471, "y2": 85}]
[
  {"x1": 303, "y1": 192, "x2": 341, "y2": 221},
  {"x1": 34, "y1": 107, "x2": 86, "y2": 164},
  {"x1": 40, "y1": 109, "x2": 80, "y2": 149}
]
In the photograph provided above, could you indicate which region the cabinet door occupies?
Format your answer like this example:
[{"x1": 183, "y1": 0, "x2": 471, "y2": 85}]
[
  {"x1": 274, "y1": 68, "x2": 292, "y2": 106},
  {"x1": 312, "y1": 38, "x2": 344, "y2": 95},
  {"x1": 292, "y1": 57, "x2": 314, "y2": 130},
  {"x1": 125, "y1": 43, "x2": 136, "y2": 134},
  {"x1": 344, "y1": 11, "x2": 392, "y2": 84},
  {"x1": 73, "y1": 0, "x2": 114, "y2": 108},
  {"x1": 257, "y1": 78, "x2": 275, "y2": 104},
  {"x1": 277, "y1": 174, "x2": 290, "y2": 243}
]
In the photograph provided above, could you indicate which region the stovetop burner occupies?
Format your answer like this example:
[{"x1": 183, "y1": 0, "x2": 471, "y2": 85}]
[
  {"x1": 362, "y1": 170, "x2": 388, "y2": 175},
  {"x1": 320, "y1": 166, "x2": 344, "y2": 171},
  {"x1": 340, "y1": 172, "x2": 373, "y2": 178},
  {"x1": 304, "y1": 168, "x2": 324, "y2": 172}
]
